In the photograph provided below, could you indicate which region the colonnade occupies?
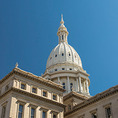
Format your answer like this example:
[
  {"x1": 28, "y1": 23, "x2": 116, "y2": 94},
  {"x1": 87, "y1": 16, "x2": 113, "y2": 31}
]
[
  {"x1": 57, "y1": 76, "x2": 89, "y2": 94},
  {"x1": 7, "y1": 98, "x2": 63, "y2": 118}
]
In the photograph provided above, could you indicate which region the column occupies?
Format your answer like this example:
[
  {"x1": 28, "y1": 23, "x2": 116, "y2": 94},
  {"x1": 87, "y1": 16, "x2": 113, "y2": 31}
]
[
  {"x1": 36, "y1": 106, "x2": 41, "y2": 118},
  {"x1": 83, "y1": 81, "x2": 85, "y2": 93},
  {"x1": 9, "y1": 97, "x2": 17, "y2": 118},
  {"x1": 23, "y1": 103, "x2": 29, "y2": 118},
  {"x1": 78, "y1": 77, "x2": 82, "y2": 93},
  {"x1": 58, "y1": 77, "x2": 61, "y2": 84},
  {"x1": 67, "y1": 76, "x2": 70, "y2": 93},
  {"x1": 76, "y1": 78, "x2": 79, "y2": 92},
  {"x1": 5, "y1": 100, "x2": 10, "y2": 118},
  {"x1": 47, "y1": 110, "x2": 51, "y2": 118},
  {"x1": 86, "y1": 80, "x2": 89, "y2": 94}
]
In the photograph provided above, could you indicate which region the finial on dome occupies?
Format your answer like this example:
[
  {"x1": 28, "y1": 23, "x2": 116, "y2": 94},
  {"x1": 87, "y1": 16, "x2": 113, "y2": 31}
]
[
  {"x1": 15, "y1": 62, "x2": 18, "y2": 68},
  {"x1": 60, "y1": 14, "x2": 64, "y2": 24}
]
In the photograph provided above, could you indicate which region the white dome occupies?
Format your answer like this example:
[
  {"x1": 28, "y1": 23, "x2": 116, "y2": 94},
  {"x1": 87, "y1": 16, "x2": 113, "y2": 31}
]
[
  {"x1": 46, "y1": 42, "x2": 82, "y2": 70},
  {"x1": 45, "y1": 15, "x2": 83, "y2": 73}
]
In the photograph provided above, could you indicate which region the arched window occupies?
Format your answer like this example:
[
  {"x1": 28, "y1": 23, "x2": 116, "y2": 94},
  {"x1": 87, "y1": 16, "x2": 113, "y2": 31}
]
[
  {"x1": 62, "y1": 83, "x2": 65, "y2": 89},
  {"x1": 70, "y1": 83, "x2": 73, "y2": 91},
  {"x1": 55, "y1": 54, "x2": 57, "y2": 57},
  {"x1": 62, "y1": 35, "x2": 64, "y2": 40}
]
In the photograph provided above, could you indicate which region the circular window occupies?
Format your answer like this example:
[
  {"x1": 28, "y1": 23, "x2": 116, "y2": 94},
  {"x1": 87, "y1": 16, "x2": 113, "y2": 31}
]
[
  {"x1": 62, "y1": 53, "x2": 64, "y2": 56},
  {"x1": 55, "y1": 69, "x2": 57, "y2": 71}
]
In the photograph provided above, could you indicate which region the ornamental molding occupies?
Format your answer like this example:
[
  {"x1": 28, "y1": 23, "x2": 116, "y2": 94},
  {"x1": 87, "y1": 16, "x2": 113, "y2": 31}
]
[{"x1": 43, "y1": 68, "x2": 89, "y2": 77}]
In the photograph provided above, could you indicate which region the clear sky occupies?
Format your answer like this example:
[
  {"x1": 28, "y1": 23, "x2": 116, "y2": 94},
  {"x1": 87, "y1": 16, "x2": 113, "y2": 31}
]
[{"x1": 0, "y1": 0, "x2": 118, "y2": 96}]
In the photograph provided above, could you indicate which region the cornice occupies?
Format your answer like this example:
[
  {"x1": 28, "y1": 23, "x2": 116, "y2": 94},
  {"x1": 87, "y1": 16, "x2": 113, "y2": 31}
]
[
  {"x1": 0, "y1": 67, "x2": 65, "y2": 92},
  {"x1": 0, "y1": 87, "x2": 66, "y2": 108},
  {"x1": 65, "y1": 85, "x2": 118, "y2": 116},
  {"x1": 42, "y1": 69, "x2": 89, "y2": 78}
]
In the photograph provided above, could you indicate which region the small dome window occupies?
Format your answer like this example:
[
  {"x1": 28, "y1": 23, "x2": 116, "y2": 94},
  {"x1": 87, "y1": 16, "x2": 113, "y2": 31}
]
[
  {"x1": 62, "y1": 68, "x2": 65, "y2": 70},
  {"x1": 55, "y1": 54, "x2": 57, "y2": 57},
  {"x1": 50, "y1": 57, "x2": 52, "y2": 60},
  {"x1": 69, "y1": 53, "x2": 71, "y2": 56},
  {"x1": 62, "y1": 53, "x2": 64, "y2": 56},
  {"x1": 55, "y1": 69, "x2": 57, "y2": 71},
  {"x1": 69, "y1": 68, "x2": 72, "y2": 70}
]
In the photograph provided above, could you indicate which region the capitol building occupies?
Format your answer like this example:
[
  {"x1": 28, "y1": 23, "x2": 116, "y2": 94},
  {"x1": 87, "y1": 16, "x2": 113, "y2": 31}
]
[{"x1": 0, "y1": 15, "x2": 118, "y2": 118}]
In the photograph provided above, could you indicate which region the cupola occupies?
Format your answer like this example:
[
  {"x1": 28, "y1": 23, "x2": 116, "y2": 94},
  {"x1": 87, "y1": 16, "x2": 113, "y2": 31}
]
[{"x1": 57, "y1": 14, "x2": 69, "y2": 44}]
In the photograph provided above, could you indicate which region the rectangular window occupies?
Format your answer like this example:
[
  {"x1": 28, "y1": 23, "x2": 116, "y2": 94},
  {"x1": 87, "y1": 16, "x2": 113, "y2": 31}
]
[
  {"x1": 31, "y1": 108, "x2": 35, "y2": 118},
  {"x1": 21, "y1": 83, "x2": 26, "y2": 90},
  {"x1": 43, "y1": 91, "x2": 47, "y2": 97},
  {"x1": 1, "y1": 105, "x2": 6, "y2": 118},
  {"x1": 42, "y1": 111, "x2": 47, "y2": 118},
  {"x1": 18, "y1": 104, "x2": 23, "y2": 118},
  {"x1": 53, "y1": 114, "x2": 57, "y2": 118},
  {"x1": 53, "y1": 94, "x2": 57, "y2": 100},
  {"x1": 5, "y1": 84, "x2": 9, "y2": 91},
  {"x1": 32, "y1": 87, "x2": 37, "y2": 93},
  {"x1": 105, "y1": 107, "x2": 112, "y2": 118},
  {"x1": 92, "y1": 113, "x2": 97, "y2": 118},
  {"x1": 68, "y1": 105, "x2": 71, "y2": 111}
]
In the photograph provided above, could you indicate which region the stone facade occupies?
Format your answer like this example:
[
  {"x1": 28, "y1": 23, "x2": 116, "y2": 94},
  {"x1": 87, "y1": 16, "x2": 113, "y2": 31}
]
[{"x1": 0, "y1": 67, "x2": 65, "y2": 118}]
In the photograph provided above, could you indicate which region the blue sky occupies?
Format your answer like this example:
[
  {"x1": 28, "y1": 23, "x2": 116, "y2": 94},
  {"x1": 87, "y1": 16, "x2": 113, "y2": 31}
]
[{"x1": 0, "y1": 0, "x2": 118, "y2": 96}]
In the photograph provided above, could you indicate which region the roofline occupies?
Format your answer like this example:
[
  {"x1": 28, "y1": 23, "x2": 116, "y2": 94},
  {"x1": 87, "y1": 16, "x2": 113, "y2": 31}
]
[
  {"x1": 0, "y1": 67, "x2": 65, "y2": 92},
  {"x1": 65, "y1": 85, "x2": 118, "y2": 116}
]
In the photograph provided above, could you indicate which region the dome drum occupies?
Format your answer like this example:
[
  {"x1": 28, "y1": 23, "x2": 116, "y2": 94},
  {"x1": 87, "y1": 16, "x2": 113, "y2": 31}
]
[{"x1": 45, "y1": 63, "x2": 83, "y2": 74}]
